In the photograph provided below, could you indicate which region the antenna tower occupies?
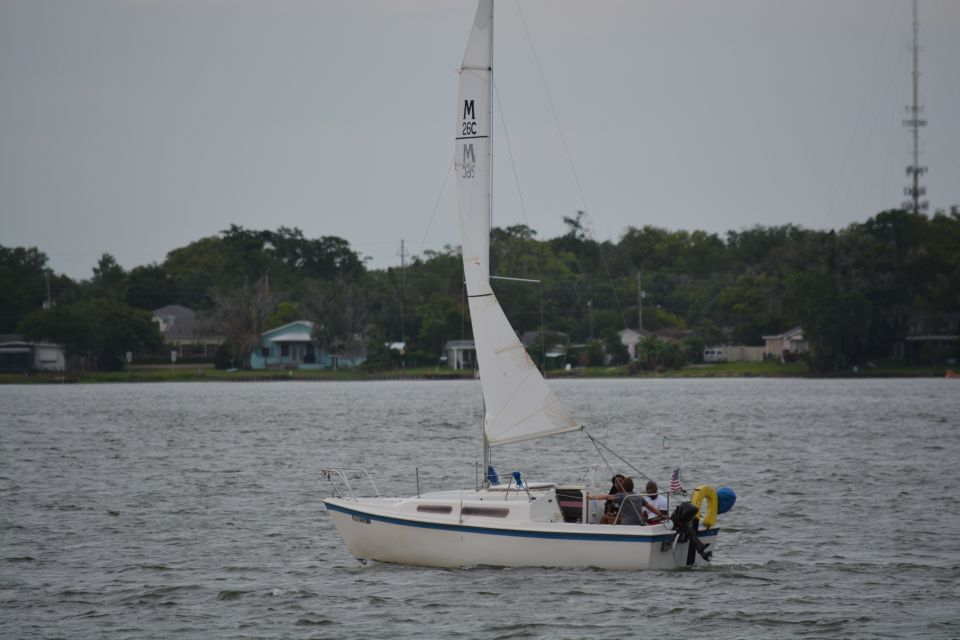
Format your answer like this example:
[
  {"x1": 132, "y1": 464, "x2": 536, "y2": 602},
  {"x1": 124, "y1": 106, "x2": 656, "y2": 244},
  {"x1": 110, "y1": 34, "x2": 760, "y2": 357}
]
[{"x1": 902, "y1": 0, "x2": 928, "y2": 213}]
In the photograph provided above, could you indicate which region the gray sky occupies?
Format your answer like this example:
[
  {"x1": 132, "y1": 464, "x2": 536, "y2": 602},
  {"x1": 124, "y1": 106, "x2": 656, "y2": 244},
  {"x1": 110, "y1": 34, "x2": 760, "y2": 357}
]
[{"x1": 2, "y1": 0, "x2": 958, "y2": 280}]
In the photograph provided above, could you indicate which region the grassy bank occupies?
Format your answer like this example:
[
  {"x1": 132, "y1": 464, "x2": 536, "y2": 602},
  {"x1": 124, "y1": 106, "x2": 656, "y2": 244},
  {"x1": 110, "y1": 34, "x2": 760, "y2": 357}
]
[
  {"x1": 0, "y1": 365, "x2": 471, "y2": 384},
  {"x1": 0, "y1": 359, "x2": 949, "y2": 384},
  {"x1": 553, "y1": 360, "x2": 946, "y2": 378}
]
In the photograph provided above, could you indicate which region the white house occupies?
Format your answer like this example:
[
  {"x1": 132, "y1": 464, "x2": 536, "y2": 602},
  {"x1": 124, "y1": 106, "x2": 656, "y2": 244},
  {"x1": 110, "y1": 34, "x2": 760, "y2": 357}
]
[
  {"x1": 443, "y1": 340, "x2": 476, "y2": 369},
  {"x1": 618, "y1": 328, "x2": 651, "y2": 360},
  {"x1": 0, "y1": 335, "x2": 65, "y2": 372},
  {"x1": 763, "y1": 327, "x2": 805, "y2": 359}
]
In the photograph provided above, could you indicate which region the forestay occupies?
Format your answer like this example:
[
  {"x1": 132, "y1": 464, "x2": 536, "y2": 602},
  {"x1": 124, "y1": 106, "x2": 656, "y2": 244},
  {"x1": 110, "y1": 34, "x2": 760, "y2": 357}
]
[{"x1": 455, "y1": 0, "x2": 580, "y2": 447}]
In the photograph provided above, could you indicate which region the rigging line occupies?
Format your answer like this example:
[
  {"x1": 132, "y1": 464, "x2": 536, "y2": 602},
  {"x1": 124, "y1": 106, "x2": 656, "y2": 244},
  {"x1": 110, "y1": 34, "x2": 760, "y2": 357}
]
[
  {"x1": 460, "y1": 279, "x2": 468, "y2": 382},
  {"x1": 538, "y1": 280, "x2": 546, "y2": 373},
  {"x1": 512, "y1": 1, "x2": 629, "y2": 332},
  {"x1": 418, "y1": 159, "x2": 455, "y2": 257},
  {"x1": 585, "y1": 431, "x2": 616, "y2": 478},
  {"x1": 579, "y1": 211, "x2": 630, "y2": 331},
  {"x1": 512, "y1": 0, "x2": 587, "y2": 220},
  {"x1": 492, "y1": 76, "x2": 549, "y2": 366},
  {"x1": 584, "y1": 429, "x2": 654, "y2": 484},
  {"x1": 492, "y1": 78, "x2": 532, "y2": 231}
]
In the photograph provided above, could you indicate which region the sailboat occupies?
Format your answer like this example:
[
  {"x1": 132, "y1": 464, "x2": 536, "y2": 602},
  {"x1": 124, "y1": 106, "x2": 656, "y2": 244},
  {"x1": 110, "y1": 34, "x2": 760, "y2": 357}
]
[{"x1": 322, "y1": 0, "x2": 727, "y2": 570}]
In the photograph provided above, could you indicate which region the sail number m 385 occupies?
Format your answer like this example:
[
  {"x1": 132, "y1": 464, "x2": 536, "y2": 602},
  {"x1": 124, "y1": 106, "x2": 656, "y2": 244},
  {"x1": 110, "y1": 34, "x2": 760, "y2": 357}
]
[{"x1": 461, "y1": 143, "x2": 476, "y2": 179}]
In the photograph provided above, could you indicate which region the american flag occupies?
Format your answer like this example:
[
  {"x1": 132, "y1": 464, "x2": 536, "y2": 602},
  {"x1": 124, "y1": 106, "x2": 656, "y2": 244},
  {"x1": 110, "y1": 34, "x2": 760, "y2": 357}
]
[{"x1": 670, "y1": 468, "x2": 683, "y2": 493}]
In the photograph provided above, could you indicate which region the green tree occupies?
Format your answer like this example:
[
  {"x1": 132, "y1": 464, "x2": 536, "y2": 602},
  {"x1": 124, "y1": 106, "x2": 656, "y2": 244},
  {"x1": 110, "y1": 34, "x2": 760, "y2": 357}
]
[
  {"x1": 17, "y1": 299, "x2": 163, "y2": 370},
  {"x1": 212, "y1": 277, "x2": 277, "y2": 368},
  {"x1": 266, "y1": 302, "x2": 301, "y2": 330},
  {"x1": 306, "y1": 277, "x2": 370, "y2": 361},
  {"x1": 602, "y1": 329, "x2": 629, "y2": 366},
  {"x1": 90, "y1": 253, "x2": 127, "y2": 300},
  {"x1": 0, "y1": 246, "x2": 51, "y2": 332},
  {"x1": 125, "y1": 264, "x2": 177, "y2": 310},
  {"x1": 635, "y1": 335, "x2": 685, "y2": 371}
]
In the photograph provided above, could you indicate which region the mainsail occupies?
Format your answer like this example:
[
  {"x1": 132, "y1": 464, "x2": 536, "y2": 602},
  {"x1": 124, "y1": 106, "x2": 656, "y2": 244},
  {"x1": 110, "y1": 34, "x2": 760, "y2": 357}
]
[{"x1": 455, "y1": 0, "x2": 580, "y2": 447}]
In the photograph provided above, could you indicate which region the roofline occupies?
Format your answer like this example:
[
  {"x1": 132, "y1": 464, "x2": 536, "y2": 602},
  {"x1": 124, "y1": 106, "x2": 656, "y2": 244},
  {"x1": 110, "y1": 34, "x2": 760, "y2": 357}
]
[{"x1": 261, "y1": 320, "x2": 314, "y2": 337}]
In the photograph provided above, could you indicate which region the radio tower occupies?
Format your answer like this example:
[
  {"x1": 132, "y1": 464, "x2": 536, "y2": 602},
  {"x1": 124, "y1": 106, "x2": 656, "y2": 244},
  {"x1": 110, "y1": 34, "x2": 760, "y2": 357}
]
[{"x1": 902, "y1": 0, "x2": 928, "y2": 213}]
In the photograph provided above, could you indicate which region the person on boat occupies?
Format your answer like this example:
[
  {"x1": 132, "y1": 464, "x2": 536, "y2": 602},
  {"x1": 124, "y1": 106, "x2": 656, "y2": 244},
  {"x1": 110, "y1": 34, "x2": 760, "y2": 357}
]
[
  {"x1": 607, "y1": 474, "x2": 626, "y2": 494},
  {"x1": 640, "y1": 480, "x2": 669, "y2": 525},
  {"x1": 602, "y1": 474, "x2": 626, "y2": 522},
  {"x1": 590, "y1": 477, "x2": 644, "y2": 525}
]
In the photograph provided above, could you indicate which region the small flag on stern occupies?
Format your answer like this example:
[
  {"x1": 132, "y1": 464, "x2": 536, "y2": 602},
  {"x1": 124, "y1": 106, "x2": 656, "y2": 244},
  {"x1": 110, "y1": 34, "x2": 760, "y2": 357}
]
[{"x1": 670, "y1": 467, "x2": 683, "y2": 493}]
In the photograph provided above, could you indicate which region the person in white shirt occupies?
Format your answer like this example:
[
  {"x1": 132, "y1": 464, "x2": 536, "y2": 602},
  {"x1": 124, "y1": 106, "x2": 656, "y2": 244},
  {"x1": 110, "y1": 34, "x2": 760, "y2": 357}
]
[{"x1": 641, "y1": 480, "x2": 669, "y2": 524}]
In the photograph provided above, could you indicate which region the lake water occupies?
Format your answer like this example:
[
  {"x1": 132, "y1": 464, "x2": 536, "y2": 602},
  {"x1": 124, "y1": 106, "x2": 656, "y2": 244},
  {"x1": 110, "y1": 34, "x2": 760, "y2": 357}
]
[{"x1": 1, "y1": 378, "x2": 958, "y2": 639}]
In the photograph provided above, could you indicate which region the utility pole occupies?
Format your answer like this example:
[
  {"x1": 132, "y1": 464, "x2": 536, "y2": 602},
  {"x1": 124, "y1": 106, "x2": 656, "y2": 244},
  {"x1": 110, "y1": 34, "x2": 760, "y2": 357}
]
[
  {"x1": 397, "y1": 239, "x2": 407, "y2": 343},
  {"x1": 902, "y1": 0, "x2": 928, "y2": 214},
  {"x1": 636, "y1": 267, "x2": 646, "y2": 332},
  {"x1": 43, "y1": 272, "x2": 53, "y2": 309},
  {"x1": 587, "y1": 300, "x2": 594, "y2": 339}
]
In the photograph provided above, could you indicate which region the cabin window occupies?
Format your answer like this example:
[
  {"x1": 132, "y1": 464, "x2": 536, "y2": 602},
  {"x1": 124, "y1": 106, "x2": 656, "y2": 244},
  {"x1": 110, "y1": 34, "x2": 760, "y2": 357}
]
[
  {"x1": 461, "y1": 507, "x2": 509, "y2": 518},
  {"x1": 416, "y1": 505, "x2": 453, "y2": 514}
]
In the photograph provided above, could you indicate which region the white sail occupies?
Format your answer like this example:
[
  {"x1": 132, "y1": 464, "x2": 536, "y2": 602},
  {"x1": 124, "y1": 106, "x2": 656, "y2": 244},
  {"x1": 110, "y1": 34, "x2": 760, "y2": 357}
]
[{"x1": 456, "y1": 0, "x2": 580, "y2": 447}]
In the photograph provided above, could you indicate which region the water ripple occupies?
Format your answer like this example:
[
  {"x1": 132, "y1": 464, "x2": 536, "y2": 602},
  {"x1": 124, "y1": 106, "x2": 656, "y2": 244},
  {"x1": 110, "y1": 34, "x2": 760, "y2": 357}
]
[{"x1": 1, "y1": 379, "x2": 958, "y2": 639}]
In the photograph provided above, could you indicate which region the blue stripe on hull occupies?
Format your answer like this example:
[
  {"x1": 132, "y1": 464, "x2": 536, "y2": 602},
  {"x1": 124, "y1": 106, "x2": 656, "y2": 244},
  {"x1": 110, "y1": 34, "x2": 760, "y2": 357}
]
[{"x1": 324, "y1": 500, "x2": 719, "y2": 544}]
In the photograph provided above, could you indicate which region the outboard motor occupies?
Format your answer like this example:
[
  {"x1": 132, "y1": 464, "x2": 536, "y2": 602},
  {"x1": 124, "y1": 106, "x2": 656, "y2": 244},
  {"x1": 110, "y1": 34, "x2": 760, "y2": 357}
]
[
  {"x1": 671, "y1": 501, "x2": 698, "y2": 529},
  {"x1": 670, "y1": 501, "x2": 713, "y2": 565}
]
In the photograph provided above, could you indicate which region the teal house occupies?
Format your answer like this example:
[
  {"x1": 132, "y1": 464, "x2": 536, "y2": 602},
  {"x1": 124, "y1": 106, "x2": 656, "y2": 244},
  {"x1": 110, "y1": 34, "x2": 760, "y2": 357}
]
[{"x1": 249, "y1": 321, "x2": 364, "y2": 370}]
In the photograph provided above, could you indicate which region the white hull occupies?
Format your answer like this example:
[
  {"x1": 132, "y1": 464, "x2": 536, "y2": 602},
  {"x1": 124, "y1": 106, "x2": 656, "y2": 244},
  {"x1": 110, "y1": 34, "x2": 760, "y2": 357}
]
[{"x1": 324, "y1": 495, "x2": 718, "y2": 571}]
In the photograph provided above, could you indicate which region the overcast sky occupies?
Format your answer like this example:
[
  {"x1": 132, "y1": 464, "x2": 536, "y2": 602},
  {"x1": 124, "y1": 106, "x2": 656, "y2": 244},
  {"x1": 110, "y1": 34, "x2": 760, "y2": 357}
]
[{"x1": 2, "y1": 0, "x2": 958, "y2": 280}]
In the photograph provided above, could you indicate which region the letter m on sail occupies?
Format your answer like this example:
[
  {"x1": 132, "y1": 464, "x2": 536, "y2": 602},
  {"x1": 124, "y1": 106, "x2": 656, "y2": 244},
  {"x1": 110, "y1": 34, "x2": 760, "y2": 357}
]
[
  {"x1": 463, "y1": 100, "x2": 476, "y2": 120},
  {"x1": 463, "y1": 144, "x2": 475, "y2": 164}
]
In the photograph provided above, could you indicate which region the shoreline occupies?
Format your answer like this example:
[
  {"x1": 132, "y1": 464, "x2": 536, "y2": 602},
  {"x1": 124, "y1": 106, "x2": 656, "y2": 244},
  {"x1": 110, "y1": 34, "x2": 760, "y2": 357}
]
[{"x1": 0, "y1": 362, "x2": 950, "y2": 384}]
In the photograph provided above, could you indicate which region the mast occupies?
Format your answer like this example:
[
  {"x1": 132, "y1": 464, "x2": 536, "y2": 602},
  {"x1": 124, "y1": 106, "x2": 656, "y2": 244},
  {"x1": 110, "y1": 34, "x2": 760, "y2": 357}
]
[
  {"x1": 398, "y1": 238, "x2": 406, "y2": 346},
  {"x1": 902, "y1": 0, "x2": 928, "y2": 213},
  {"x1": 482, "y1": 0, "x2": 494, "y2": 482},
  {"x1": 488, "y1": 0, "x2": 494, "y2": 247}
]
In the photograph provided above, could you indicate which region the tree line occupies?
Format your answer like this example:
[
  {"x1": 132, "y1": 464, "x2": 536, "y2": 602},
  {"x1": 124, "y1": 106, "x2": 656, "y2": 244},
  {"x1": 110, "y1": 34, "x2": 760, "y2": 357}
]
[{"x1": 3, "y1": 208, "x2": 958, "y2": 372}]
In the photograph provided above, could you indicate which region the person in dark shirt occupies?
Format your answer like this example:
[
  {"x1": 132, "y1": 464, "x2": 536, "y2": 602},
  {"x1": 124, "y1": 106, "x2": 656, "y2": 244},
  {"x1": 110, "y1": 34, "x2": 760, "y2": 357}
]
[
  {"x1": 591, "y1": 476, "x2": 643, "y2": 524},
  {"x1": 601, "y1": 474, "x2": 626, "y2": 523}
]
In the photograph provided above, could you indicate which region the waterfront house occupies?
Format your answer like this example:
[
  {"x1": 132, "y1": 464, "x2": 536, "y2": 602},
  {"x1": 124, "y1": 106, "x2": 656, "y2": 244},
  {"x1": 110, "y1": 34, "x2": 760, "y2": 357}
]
[
  {"x1": 617, "y1": 328, "x2": 651, "y2": 360},
  {"x1": 249, "y1": 320, "x2": 364, "y2": 370},
  {"x1": 443, "y1": 339, "x2": 476, "y2": 369},
  {"x1": 763, "y1": 327, "x2": 805, "y2": 360},
  {"x1": 897, "y1": 312, "x2": 960, "y2": 362},
  {"x1": 0, "y1": 334, "x2": 65, "y2": 372},
  {"x1": 521, "y1": 331, "x2": 569, "y2": 360},
  {"x1": 152, "y1": 305, "x2": 225, "y2": 359}
]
